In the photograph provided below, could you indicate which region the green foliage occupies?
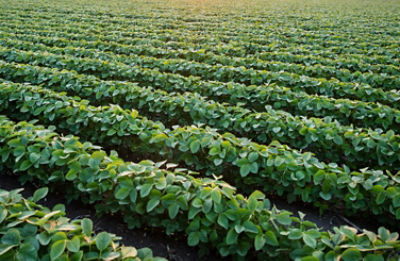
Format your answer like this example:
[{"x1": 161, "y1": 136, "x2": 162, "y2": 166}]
[
  {"x1": 0, "y1": 115, "x2": 399, "y2": 260},
  {"x1": 0, "y1": 2, "x2": 399, "y2": 260},
  {"x1": 0, "y1": 188, "x2": 164, "y2": 261},
  {"x1": 0, "y1": 81, "x2": 399, "y2": 221},
  {"x1": 0, "y1": 43, "x2": 399, "y2": 170}
]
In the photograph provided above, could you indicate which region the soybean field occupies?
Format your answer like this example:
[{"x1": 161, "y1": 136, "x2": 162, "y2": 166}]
[{"x1": 0, "y1": 0, "x2": 399, "y2": 260}]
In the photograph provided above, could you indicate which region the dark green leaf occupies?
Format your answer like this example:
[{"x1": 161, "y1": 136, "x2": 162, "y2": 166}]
[
  {"x1": 264, "y1": 231, "x2": 279, "y2": 246},
  {"x1": 254, "y1": 234, "x2": 265, "y2": 250}
]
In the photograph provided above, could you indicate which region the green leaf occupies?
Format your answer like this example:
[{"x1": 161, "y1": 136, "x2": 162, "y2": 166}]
[
  {"x1": 226, "y1": 228, "x2": 238, "y2": 245},
  {"x1": 333, "y1": 135, "x2": 343, "y2": 145},
  {"x1": 288, "y1": 229, "x2": 303, "y2": 240},
  {"x1": 96, "y1": 232, "x2": 111, "y2": 251},
  {"x1": 254, "y1": 234, "x2": 265, "y2": 250},
  {"x1": 140, "y1": 183, "x2": 153, "y2": 198},
  {"x1": 211, "y1": 189, "x2": 221, "y2": 204},
  {"x1": 303, "y1": 233, "x2": 317, "y2": 249},
  {"x1": 121, "y1": 247, "x2": 138, "y2": 259},
  {"x1": 213, "y1": 158, "x2": 223, "y2": 166},
  {"x1": 151, "y1": 133, "x2": 167, "y2": 143},
  {"x1": 393, "y1": 194, "x2": 400, "y2": 207},
  {"x1": 240, "y1": 164, "x2": 251, "y2": 177},
  {"x1": 0, "y1": 245, "x2": 15, "y2": 255},
  {"x1": 313, "y1": 170, "x2": 326, "y2": 184},
  {"x1": 2, "y1": 229, "x2": 20, "y2": 245},
  {"x1": 272, "y1": 127, "x2": 281, "y2": 133},
  {"x1": 378, "y1": 227, "x2": 390, "y2": 242},
  {"x1": 168, "y1": 203, "x2": 179, "y2": 219},
  {"x1": 16, "y1": 243, "x2": 37, "y2": 260},
  {"x1": 115, "y1": 187, "x2": 130, "y2": 200},
  {"x1": 234, "y1": 224, "x2": 245, "y2": 234},
  {"x1": 217, "y1": 214, "x2": 229, "y2": 229},
  {"x1": 67, "y1": 236, "x2": 80, "y2": 253},
  {"x1": 0, "y1": 208, "x2": 7, "y2": 223},
  {"x1": 209, "y1": 146, "x2": 220, "y2": 156},
  {"x1": 70, "y1": 251, "x2": 84, "y2": 261},
  {"x1": 66, "y1": 169, "x2": 78, "y2": 181},
  {"x1": 396, "y1": 208, "x2": 400, "y2": 219},
  {"x1": 264, "y1": 231, "x2": 279, "y2": 246},
  {"x1": 19, "y1": 160, "x2": 33, "y2": 171},
  {"x1": 188, "y1": 232, "x2": 199, "y2": 246},
  {"x1": 248, "y1": 152, "x2": 259, "y2": 162},
  {"x1": 366, "y1": 139, "x2": 376, "y2": 149},
  {"x1": 146, "y1": 198, "x2": 160, "y2": 212},
  {"x1": 319, "y1": 192, "x2": 332, "y2": 200},
  {"x1": 121, "y1": 247, "x2": 137, "y2": 258},
  {"x1": 296, "y1": 171, "x2": 305, "y2": 180},
  {"x1": 301, "y1": 257, "x2": 319, "y2": 261},
  {"x1": 249, "y1": 190, "x2": 265, "y2": 200},
  {"x1": 101, "y1": 252, "x2": 120, "y2": 260},
  {"x1": 107, "y1": 129, "x2": 116, "y2": 136},
  {"x1": 50, "y1": 240, "x2": 66, "y2": 260},
  {"x1": 250, "y1": 162, "x2": 259, "y2": 174},
  {"x1": 341, "y1": 248, "x2": 362, "y2": 261},
  {"x1": 37, "y1": 232, "x2": 51, "y2": 246},
  {"x1": 243, "y1": 220, "x2": 258, "y2": 233},
  {"x1": 375, "y1": 191, "x2": 386, "y2": 205},
  {"x1": 365, "y1": 254, "x2": 384, "y2": 261},
  {"x1": 363, "y1": 230, "x2": 377, "y2": 243},
  {"x1": 92, "y1": 151, "x2": 106, "y2": 160},
  {"x1": 29, "y1": 152, "x2": 41, "y2": 163},
  {"x1": 190, "y1": 140, "x2": 200, "y2": 153},
  {"x1": 247, "y1": 197, "x2": 257, "y2": 212},
  {"x1": 68, "y1": 161, "x2": 81, "y2": 172},
  {"x1": 33, "y1": 187, "x2": 48, "y2": 202},
  {"x1": 274, "y1": 157, "x2": 285, "y2": 167},
  {"x1": 81, "y1": 218, "x2": 93, "y2": 237},
  {"x1": 276, "y1": 213, "x2": 292, "y2": 225}
]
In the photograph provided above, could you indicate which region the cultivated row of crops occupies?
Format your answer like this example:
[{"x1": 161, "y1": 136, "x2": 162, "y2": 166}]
[
  {"x1": 0, "y1": 187, "x2": 164, "y2": 261},
  {"x1": 0, "y1": 0, "x2": 399, "y2": 260}
]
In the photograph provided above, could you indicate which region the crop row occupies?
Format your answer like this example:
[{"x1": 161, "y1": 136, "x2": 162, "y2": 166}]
[
  {"x1": 2, "y1": 42, "x2": 400, "y2": 168},
  {"x1": 3, "y1": 6, "x2": 394, "y2": 41},
  {"x1": 2, "y1": 17, "x2": 399, "y2": 70},
  {"x1": 5, "y1": 5, "x2": 399, "y2": 37},
  {"x1": 0, "y1": 187, "x2": 164, "y2": 261},
  {"x1": 1, "y1": 2, "x2": 399, "y2": 261},
  {"x1": 1, "y1": 115, "x2": 400, "y2": 260},
  {"x1": 2, "y1": 9, "x2": 398, "y2": 56},
  {"x1": 5, "y1": 19, "x2": 398, "y2": 72},
  {"x1": 3, "y1": 30, "x2": 399, "y2": 91},
  {"x1": 2, "y1": 11, "x2": 393, "y2": 42},
  {"x1": 1, "y1": 52, "x2": 399, "y2": 134},
  {"x1": 3, "y1": 38, "x2": 399, "y2": 114},
  {"x1": 1, "y1": 38, "x2": 400, "y2": 128},
  {"x1": 2, "y1": 61, "x2": 400, "y2": 172},
  {"x1": 2, "y1": 10, "x2": 399, "y2": 59},
  {"x1": 1, "y1": 80, "x2": 400, "y2": 222}
]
